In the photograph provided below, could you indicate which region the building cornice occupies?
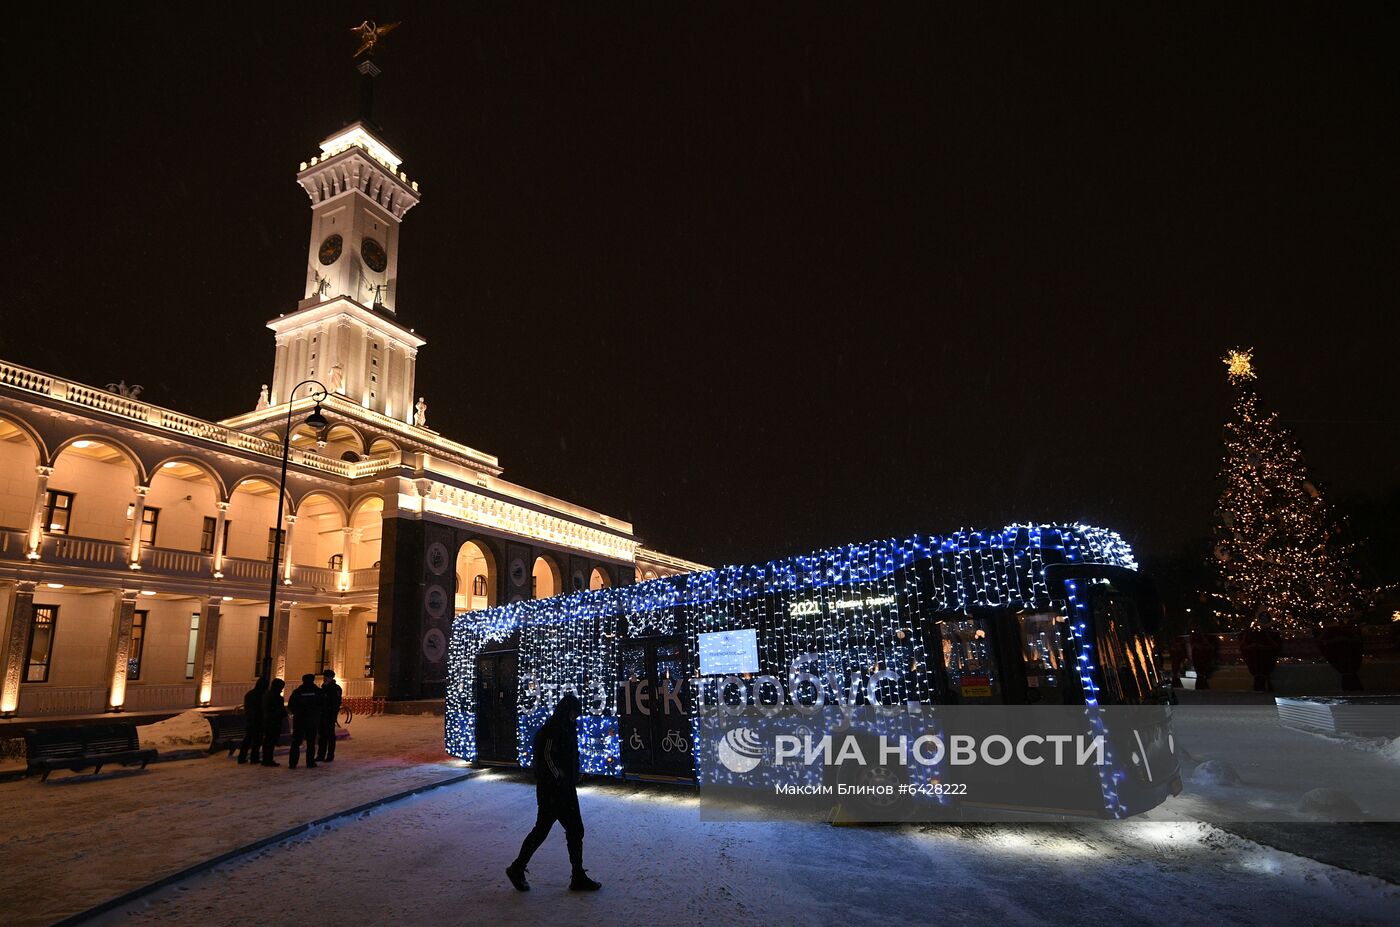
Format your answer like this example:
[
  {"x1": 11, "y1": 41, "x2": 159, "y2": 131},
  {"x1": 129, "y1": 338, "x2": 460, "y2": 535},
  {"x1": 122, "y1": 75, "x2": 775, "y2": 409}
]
[{"x1": 265, "y1": 298, "x2": 426, "y2": 348}]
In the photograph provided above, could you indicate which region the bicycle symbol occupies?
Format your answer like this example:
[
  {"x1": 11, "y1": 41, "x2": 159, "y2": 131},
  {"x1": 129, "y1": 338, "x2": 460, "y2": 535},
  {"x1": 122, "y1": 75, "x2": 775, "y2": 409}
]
[
  {"x1": 661, "y1": 730, "x2": 690, "y2": 754},
  {"x1": 628, "y1": 730, "x2": 645, "y2": 751}
]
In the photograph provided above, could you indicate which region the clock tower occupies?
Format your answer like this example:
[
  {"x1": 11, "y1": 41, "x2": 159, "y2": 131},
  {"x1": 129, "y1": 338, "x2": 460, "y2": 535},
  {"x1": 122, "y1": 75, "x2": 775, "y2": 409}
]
[
  {"x1": 266, "y1": 58, "x2": 426, "y2": 423},
  {"x1": 297, "y1": 116, "x2": 420, "y2": 314}
]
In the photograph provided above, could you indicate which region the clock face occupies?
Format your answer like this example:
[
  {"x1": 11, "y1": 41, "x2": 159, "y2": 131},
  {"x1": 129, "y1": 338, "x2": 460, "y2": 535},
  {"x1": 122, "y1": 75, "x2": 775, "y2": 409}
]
[
  {"x1": 361, "y1": 237, "x2": 388, "y2": 273},
  {"x1": 318, "y1": 234, "x2": 343, "y2": 265}
]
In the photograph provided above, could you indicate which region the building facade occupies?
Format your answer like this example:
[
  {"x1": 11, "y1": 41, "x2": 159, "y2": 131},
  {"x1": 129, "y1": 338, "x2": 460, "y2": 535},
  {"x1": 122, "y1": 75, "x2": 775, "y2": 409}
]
[{"x1": 0, "y1": 115, "x2": 704, "y2": 718}]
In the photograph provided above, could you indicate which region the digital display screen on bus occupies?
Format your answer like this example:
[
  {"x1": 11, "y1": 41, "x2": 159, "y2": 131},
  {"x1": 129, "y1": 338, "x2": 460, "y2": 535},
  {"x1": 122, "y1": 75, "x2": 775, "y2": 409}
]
[{"x1": 698, "y1": 628, "x2": 759, "y2": 676}]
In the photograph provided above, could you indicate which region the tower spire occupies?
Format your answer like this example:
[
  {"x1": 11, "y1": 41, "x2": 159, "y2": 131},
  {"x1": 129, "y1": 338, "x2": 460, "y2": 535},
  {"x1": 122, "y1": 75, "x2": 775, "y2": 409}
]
[{"x1": 349, "y1": 20, "x2": 400, "y2": 127}]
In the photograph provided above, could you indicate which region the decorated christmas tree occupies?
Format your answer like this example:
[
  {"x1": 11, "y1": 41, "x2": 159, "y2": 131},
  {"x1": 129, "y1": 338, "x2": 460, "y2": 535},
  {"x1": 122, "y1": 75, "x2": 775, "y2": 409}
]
[{"x1": 1210, "y1": 349, "x2": 1362, "y2": 633}]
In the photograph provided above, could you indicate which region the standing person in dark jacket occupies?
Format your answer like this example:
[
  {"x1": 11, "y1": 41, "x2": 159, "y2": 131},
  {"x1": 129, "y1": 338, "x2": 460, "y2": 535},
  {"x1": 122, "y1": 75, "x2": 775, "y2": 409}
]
[
  {"x1": 260, "y1": 678, "x2": 287, "y2": 767},
  {"x1": 287, "y1": 673, "x2": 324, "y2": 769},
  {"x1": 315, "y1": 669, "x2": 342, "y2": 762},
  {"x1": 237, "y1": 675, "x2": 268, "y2": 764},
  {"x1": 506, "y1": 693, "x2": 600, "y2": 892}
]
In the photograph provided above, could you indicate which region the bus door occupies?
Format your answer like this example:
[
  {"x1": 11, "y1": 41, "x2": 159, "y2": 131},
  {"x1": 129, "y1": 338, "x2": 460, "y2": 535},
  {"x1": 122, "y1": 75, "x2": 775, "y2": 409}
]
[
  {"x1": 1044, "y1": 564, "x2": 1180, "y2": 811},
  {"x1": 474, "y1": 649, "x2": 518, "y2": 764},
  {"x1": 933, "y1": 612, "x2": 1005, "y2": 703},
  {"x1": 618, "y1": 636, "x2": 693, "y2": 777}
]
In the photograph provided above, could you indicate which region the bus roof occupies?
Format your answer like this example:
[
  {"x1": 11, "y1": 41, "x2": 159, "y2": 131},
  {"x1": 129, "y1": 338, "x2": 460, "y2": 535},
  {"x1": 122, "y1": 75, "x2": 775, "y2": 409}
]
[{"x1": 453, "y1": 523, "x2": 1136, "y2": 632}]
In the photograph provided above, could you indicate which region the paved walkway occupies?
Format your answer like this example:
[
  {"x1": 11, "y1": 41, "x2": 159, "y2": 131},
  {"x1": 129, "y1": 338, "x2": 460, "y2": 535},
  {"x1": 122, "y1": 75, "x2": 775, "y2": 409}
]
[{"x1": 0, "y1": 714, "x2": 460, "y2": 927}]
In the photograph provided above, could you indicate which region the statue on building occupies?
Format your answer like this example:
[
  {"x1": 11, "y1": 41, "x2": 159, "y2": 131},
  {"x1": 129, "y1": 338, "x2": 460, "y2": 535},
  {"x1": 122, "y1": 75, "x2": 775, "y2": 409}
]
[
  {"x1": 105, "y1": 380, "x2": 144, "y2": 399},
  {"x1": 328, "y1": 363, "x2": 345, "y2": 394},
  {"x1": 414, "y1": 397, "x2": 427, "y2": 427},
  {"x1": 351, "y1": 19, "x2": 400, "y2": 58},
  {"x1": 314, "y1": 270, "x2": 331, "y2": 299},
  {"x1": 256, "y1": 384, "x2": 270, "y2": 410}
]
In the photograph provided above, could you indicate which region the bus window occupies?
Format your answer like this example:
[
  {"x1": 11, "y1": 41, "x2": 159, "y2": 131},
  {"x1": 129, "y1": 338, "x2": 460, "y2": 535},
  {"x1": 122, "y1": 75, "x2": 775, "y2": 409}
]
[
  {"x1": 938, "y1": 617, "x2": 998, "y2": 701},
  {"x1": 1089, "y1": 588, "x2": 1162, "y2": 705},
  {"x1": 1016, "y1": 610, "x2": 1073, "y2": 704}
]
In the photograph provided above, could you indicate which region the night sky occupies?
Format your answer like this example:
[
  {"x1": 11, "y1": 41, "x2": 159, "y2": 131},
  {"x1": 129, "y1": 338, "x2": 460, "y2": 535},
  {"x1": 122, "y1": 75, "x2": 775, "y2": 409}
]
[{"x1": 6, "y1": 4, "x2": 1398, "y2": 571}]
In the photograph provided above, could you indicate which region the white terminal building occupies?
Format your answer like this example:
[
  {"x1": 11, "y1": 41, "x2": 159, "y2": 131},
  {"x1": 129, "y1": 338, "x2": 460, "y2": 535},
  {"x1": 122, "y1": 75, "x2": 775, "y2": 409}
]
[{"x1": 0, "y1": 97, "x2": 705, "y2": 719}]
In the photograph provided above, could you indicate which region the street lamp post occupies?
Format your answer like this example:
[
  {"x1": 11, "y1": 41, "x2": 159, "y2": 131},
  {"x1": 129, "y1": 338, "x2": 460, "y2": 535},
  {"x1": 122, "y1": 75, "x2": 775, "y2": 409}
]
[{"x1": 262, "y1": 379, "x2": 328, "y2": 680}]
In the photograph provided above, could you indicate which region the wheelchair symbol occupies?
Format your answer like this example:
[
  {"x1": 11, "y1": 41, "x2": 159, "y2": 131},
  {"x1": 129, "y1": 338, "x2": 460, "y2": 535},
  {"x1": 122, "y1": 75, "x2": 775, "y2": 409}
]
[{"x1": 628, "y1": 730, "x2": 644, "y2": 751}]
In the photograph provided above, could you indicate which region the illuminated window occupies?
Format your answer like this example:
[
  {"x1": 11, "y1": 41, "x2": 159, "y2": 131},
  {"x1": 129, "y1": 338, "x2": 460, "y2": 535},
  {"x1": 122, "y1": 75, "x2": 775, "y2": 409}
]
[
  {"x1": 254, "y1": 615, "x2": 271, "y2": 677},
  {"x1": 139, "y1": 506, "x2": 160, "y2": 546},
  {"x1": 472, "y1": 575, "x2": 488, "y2": 597},
  {"x1": 315, "y1": 619, "x2": 332, "y2": 674},
  {"x1": 25, "y1": 605, "x2": 59, "y2": 682},
  {"x1": 267, "y1": 527, "x2": 286, "y2": 561},
  {"x1": 364, "y1": 622, "x2": 377, "y2": 678},
  {"x1": 44, "y1": 490, "x2": 73, "y2": 535},
  {"x1": 329, "y1": 553, "x2": 344, "y2": 571},
  {"x1": 128, "y1": 610, "x2": 147, "y2": 681},
  {"x1": 185, "y1": 613, "x2": 200, "y2": 679}
]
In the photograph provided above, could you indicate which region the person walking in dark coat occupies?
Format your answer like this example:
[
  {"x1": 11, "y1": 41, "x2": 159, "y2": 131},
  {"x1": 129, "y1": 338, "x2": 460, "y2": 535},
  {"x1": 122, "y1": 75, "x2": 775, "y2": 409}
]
[
  {"x1": 260, "y1": 678, "x2": 287, "y2": 767},
  {"x1": 287, "y1": 673, "x2": 324, "y2": 769},
  {"x1": 506, "y1": 693, "x2": 600, "y2": 892},
  {"x1": 237, "y1": 675, "x2": 268, "y2": 764},
  {"x1": 315, "y1": 670, "x2": 342, "y2": 762}
]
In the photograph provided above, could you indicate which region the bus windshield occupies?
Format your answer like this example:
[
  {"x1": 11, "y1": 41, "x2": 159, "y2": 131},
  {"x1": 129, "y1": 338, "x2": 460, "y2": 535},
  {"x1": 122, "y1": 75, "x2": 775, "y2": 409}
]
[{"x1": 1087, "y1": 585, "x2": 1163, "y2": 705}]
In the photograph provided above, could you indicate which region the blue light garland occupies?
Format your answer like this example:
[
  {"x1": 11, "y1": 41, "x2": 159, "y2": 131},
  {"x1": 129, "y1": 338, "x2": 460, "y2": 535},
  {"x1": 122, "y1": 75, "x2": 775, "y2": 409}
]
[{"x1": 445, "y1": 523, "x2": 1138, "y2": 810}]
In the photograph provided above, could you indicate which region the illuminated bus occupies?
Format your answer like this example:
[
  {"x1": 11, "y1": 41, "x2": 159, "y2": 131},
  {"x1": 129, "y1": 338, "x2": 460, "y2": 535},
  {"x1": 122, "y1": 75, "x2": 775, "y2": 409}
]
[{"x1": 446, "y1": 523, "x2": 1178, "y2": 819}]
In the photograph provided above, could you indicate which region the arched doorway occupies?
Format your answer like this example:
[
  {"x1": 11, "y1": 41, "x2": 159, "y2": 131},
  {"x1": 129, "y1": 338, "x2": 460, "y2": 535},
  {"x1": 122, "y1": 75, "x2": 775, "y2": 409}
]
[
  {"x1": 532, "y1": 555, "x2": 562, "y2": 599},
  {"x1": 291, "y1": 492, "x2": 348, "y2": 571},
  {"x1": 589, "y1": 566, "x2": 613, "y2": 591},
  {"x1": 456, "y1": 539, "x2": 497, "y2": 612},
  {"x1": 348, "y1": 496, "x2": 383, "y2": 571},
  {"x1": 225, "y1": 477, "x2": 287, "y2": 562},
  {"x1": 0, "y1": 415, "x2": 45, "y2": 538},
  {"x1": 48, "y1": 437, "x2": 144, "y2": 543},
  {"x1": 146, "y1": 459, "x2": 223, "y2": 552}
]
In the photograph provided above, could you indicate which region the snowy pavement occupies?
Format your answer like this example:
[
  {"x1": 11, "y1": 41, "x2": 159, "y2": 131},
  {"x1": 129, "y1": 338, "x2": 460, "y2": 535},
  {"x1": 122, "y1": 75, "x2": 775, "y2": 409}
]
[
  {"x1": 88, "y1": 771, "x2": 1399, "y2": 927},
  {"x1": 0, "y1": 713, "x2": 463, "y2": 927},
  {"x1": 6, "y1": 708, "x2": 1400, "y2": 927}
]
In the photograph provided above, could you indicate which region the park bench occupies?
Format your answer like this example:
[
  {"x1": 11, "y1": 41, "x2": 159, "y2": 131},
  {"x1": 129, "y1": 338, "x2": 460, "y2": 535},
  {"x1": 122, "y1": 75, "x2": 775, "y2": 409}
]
[
  {"x1": 23, "y1": 724, "x2": 157, "y2": 781},
  {"x1": 205, "y1": 712, "x2": 292, "y2": 756}
]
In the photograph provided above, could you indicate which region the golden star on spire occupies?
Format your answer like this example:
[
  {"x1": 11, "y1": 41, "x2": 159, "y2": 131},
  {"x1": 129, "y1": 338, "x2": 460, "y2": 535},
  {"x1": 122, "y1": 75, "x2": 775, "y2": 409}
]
[
  {"x1": 1224, "y1": 347, "x2": 1257, "y2": 383},
  {"x1": 351, "y1": 20, "x2": 400, "y2": 59}
]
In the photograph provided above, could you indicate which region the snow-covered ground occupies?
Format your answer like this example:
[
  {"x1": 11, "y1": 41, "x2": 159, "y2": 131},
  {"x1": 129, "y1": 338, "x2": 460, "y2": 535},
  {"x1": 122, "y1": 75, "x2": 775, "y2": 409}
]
[
  {"x1": 90, "y1": 771, "x2": 1399, "y2": 927},
  {"x1": 0, "y1": 713, "x2": 462, "y2": 927},
  {"x1": 5, "y1": 707, "x2": 1400, "y2": 927}
]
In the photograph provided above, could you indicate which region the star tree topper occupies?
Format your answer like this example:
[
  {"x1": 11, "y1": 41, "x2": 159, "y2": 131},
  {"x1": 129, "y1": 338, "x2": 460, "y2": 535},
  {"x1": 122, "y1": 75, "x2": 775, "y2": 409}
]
[{"x1": 1223, "y1": 347, "x2": 1257, "y2": 384}]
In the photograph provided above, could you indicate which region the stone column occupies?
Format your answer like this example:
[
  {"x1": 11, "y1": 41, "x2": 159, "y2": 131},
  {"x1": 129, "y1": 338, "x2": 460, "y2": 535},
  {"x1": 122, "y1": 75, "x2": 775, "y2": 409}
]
[
  {"x1": 273, "y1": 602, "x2": 293, "y2": 681},
  {"x1": 212, "y1": 501, "x2": 230, "y2": 577},
  {"x1": 0, "y1": 581, "x2": 37, "y2": 715},
  {"x1": 26, "y1": 466, "x2": 53, "y2": 558},
  {"x1": 127, "y1": 485, "x2": 150, "y2": 570},
  {"x1": 194, "y1": 597, "x2": 222, "y2": 705},
  {"x1": 104, "y1": 589, "x2": 140, "y2": 712},
  {"x1": 281, "y1": 514, "x2": 297, "y2": 584},
  {"x1": 272, "y1": 336, "x2": 289, "y2": 404},
  {"x1": 329, "y1": 604, "x2": 353, "y2": 685},
  {"x1": 340, "y1": 526, "x2": 354, "y2": 591}
]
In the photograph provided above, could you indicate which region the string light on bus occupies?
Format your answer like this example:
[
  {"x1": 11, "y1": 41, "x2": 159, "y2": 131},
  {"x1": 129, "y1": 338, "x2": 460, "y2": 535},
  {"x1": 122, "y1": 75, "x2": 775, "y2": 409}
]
[{"x1": 446, "y1": 521, "x2": 1138, "y2": 810}]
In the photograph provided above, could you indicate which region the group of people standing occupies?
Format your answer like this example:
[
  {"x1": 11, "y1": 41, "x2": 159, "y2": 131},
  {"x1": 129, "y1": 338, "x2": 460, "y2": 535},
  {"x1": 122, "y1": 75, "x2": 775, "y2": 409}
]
[{"x1": 236, "y1": 670, "x2": 343, "y2": 769}]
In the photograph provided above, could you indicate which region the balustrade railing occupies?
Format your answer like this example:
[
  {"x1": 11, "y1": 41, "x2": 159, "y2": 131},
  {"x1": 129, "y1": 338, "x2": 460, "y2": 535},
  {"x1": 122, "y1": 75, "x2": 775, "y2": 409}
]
[
  {"x1": 348, "y1": 567, "x2": 380, "y2": 591},
  {"x1": 49, "y1": 535, "x2": 127, "y2": 567},
  {"x1": 4, "y1": 533, "x2": 371, "y2": 595},
  {"x1": 143, "y1": 547, "x2": 209, "y2": 577},
  {"x1": 0, "y1": 358, "x2": 397, "y2": 479}
]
